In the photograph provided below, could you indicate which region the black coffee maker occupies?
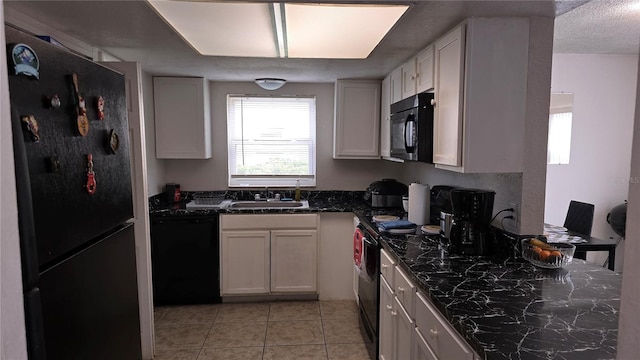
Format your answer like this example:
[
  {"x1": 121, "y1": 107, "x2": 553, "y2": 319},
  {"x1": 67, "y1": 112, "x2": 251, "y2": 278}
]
[{"x1": 450, "y1": 188, "x2": 495, "y2": 255}]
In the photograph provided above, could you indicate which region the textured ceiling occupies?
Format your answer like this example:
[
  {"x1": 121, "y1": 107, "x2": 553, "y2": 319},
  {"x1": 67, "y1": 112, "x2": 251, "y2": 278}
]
[
  {"x1": 3, "y1": 0, "x2": 637, "y2": 82},
  {"x1": 554, "y1": 0, "x2": 640, "y2": 54}
]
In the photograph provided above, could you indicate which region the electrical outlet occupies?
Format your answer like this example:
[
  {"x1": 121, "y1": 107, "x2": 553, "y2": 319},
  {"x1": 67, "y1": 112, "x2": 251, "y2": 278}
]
[{"x1": 508, "y1": 201, "x2": 520, "y2": 231}]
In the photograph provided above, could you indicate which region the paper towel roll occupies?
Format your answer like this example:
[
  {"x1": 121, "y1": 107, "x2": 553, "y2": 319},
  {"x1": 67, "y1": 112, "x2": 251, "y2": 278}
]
[{"x1": 408, "y1": 183, "x2": 430, "y2": 226}]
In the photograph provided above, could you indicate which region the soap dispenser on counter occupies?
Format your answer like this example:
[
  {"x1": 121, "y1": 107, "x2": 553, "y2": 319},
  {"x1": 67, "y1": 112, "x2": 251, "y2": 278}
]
[{"x1": 295, "y1": 179, "x2": 301, "y2": 201}]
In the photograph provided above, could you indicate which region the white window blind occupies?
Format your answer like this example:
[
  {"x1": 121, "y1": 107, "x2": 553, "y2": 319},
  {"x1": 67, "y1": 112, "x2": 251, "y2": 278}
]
[
  {"x1": 227, "y1": 95, "x2": 316, "y2": 187},
  {"x1": 547, "y1": 111, "x2": 572, "y2": 165}
]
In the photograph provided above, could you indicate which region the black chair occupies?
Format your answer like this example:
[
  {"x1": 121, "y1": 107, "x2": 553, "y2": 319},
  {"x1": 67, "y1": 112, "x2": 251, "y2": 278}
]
[
  {"x1": 563, "y1": 200, "x2": 594, "y2": 261},
  {"x1": 563, "y1": 200, "x2": 595, "y2": 236}
]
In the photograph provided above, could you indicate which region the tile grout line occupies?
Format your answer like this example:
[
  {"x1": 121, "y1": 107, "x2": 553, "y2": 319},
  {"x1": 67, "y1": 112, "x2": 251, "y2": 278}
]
[
  {"x1": 195, "y1": 305, "x2": 219, "y2": 360},
  {"x1": 320, "y1": 303, "x2": 330, "y2": 360},
  {"x1": 262, "y1": 303, "x2": 271, "y2": 360}
]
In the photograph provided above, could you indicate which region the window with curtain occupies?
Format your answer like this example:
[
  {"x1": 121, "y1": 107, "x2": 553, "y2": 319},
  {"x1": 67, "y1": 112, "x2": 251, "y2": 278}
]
[
  {"x1": 547, "y1": 111, "x2": 572, "y2": 165},
  {"x1": 227, "y1": 95, "x2": 316, "y2": 187}
]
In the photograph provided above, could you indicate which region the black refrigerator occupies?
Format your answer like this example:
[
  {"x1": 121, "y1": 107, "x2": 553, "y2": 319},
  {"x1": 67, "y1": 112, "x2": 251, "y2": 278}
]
[{"x1": 6, "y1": 26, "x2": 142, "y2": 360}]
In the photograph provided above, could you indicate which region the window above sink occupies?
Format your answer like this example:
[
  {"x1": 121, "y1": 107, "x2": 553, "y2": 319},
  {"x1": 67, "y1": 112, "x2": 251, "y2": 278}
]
[{"x1": 227, "y1": 95, "x2": 317, "y2": 188}]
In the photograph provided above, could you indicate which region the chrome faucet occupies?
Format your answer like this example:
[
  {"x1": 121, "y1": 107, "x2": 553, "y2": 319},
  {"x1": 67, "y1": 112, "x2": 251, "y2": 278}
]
[{"x1": 255, "y1": 187, "x2": 269, "y2": 201}]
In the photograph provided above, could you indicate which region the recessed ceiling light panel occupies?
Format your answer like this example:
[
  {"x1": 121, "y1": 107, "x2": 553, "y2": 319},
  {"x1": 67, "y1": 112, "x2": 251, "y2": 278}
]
[
  {"x1": 148, "y1": 1, "x2": 277, "y2": 57},
  {"x1": 148, "y1": 1, "x2": 408, "y2": 59},
  {"x1": 285, "y1": 4, "x2": 409, "y2": 59}
]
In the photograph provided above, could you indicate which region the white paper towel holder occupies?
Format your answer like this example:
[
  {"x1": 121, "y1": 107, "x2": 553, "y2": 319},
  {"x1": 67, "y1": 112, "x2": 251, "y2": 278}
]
[{"x1": 408, "y1": 182, "x2": 430, "y2": 226}]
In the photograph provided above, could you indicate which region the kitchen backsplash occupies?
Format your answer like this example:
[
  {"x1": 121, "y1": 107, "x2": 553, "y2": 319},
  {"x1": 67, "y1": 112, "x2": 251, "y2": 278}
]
[{"x1": 401, "y1": 163, "x2": 523, "y2": 232}]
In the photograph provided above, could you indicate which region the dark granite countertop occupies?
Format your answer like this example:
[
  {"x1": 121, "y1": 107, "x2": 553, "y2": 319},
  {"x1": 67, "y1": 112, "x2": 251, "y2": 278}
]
[
  {"x1": 354, "y1": 209, "x2": 621, "y2": 360},
  {"x1": 149, "y1": 190, "x2": 373, "y2": 217}
]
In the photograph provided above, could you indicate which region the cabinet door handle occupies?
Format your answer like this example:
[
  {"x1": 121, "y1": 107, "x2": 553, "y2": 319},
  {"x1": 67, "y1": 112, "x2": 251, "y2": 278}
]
[
  {"x1": 430, "y1": 99, "x2": 436, "y2": 106},
  {"x1": 382, "y1": 264, "x2": 388, "y2": 269},
  {"x1": 429, "y1": 329, "x2": 438, "y2": 338},
  {"x1": 386, "y1": 305, "x2": 393, "y2": 311},
  {"x1": 397, "y1": 286, "x2": 405, "y2": 293},
  {"x1": 391, "y1": 310, "x2": 398, "y2": 316}
]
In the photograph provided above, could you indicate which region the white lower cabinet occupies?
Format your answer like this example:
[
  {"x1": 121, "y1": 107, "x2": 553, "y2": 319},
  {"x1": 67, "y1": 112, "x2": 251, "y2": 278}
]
[
  {"x1": 415, "y1": 291, "x2": 474, "y2": 360},
  {"x1": 413, "y1": 327, "x2": 438, "y2": 360},
  {"x1": 394, "y1": 297, "x2": 414, "y2": 360},
  {"x1": 220, "y1": 230, "x2": 271, "y2": 295},
  {"x1": 379, "y1": 249, "x2": 416, "y2": 360},
  {"x1": 379, "y1": 277, "x2": 394, "y2": 360},
  {"x1": 220, "y1": 214, "x2": 318, "y2": 296},
  {"x1": 381, "y1": 249, "x2": 478, "y2": 360},
  {"x1": 394, "y1": 266, "x2": 416, "y2": 315},
  {"x1": 271, "y1": 230, "x2": 318, "y2": 293},
  {"x1": 380, "y1": 248, "x2": 396, "y2": 287}
]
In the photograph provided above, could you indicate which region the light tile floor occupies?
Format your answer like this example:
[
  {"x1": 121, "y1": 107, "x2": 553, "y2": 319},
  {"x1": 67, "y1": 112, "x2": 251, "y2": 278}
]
[{"x1": 153, "y1": 300, "x2": 370, "y2": 360}]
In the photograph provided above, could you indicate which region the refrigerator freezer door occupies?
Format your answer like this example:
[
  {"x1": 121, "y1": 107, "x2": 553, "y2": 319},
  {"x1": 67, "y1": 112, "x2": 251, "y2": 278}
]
[
  {"x1": 23, "y1": 288, "x2": 46, "y2": 360},
  {"x1": 39, "y1": 223, "x2": 141, "y2": 360}
]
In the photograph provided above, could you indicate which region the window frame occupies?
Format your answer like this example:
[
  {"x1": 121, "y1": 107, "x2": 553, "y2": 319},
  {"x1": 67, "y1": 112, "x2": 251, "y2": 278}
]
[
  {"x1": 547, "y1": 111, "x2": 573, "y2": 165},
  {"x1": 226, "y1": 94, "x2": 317, "y2": 188}
]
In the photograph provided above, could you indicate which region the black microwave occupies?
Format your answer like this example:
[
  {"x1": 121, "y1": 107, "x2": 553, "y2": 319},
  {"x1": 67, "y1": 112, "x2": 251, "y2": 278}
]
[{"x1": 389, "y1": 92, "x2": 434, "y2": 162}]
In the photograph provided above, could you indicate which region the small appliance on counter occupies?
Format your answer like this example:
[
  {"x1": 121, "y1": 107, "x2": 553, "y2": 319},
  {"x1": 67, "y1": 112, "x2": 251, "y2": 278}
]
[
  {"x1": 430, "y1": 185, "x2": 456, "y2": 224},
  {"x1": 364, "y1": 178, "x2": 408, "y2": 208},
  {"x1": 165, "y1": 183, "x2": 181, "y2": 203},
  {"x1": 449, "y1": 188, "x2": 495, "y2": 255},
  {"x1": 439, "y1": 211, "x2": 455, "y2": 241}
]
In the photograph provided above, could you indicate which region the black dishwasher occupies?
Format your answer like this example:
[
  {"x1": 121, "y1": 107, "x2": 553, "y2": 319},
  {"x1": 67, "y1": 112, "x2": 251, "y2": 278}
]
[{"x1": 150, "y1": 213, "x2": 221, "y2": 305}]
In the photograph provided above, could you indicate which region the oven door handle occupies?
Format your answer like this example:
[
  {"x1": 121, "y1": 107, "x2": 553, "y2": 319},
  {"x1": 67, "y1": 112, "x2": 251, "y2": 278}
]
[
  {"x1": 359, "y1": 234, "x2": 378, "y2": 281},
  {"x1": 362, "y1": 234, "x2": 372, "y2": 246}
]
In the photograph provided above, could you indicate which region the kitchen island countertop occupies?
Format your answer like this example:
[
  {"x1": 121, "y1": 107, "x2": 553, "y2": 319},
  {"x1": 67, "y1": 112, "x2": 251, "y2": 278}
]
[{"x1": 355, "y1": 208, "x2": 621, "y2": 360}]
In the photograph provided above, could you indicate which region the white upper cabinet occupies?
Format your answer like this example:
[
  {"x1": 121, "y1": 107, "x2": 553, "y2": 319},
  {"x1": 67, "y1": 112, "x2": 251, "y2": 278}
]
[
  {"x1": 153, "y1": 77, "x2": 212, "y2": 159},
  {"x1": 333, "y1": 80, "x2": 381, "y2": 159},
  {"x1": 390, "y1": 68, "x2": 403, "y2": 104},
  {"x1": 415, "y1": 44, "x2": 435, "y2": 94},
  {"x1": 399, "y1": 44, "x2": 436, "y2": 101},
  {"x1": 380, "y1": 75, "x2": 392, "y2": 158},
  {"x1": 401, "y1": 58, "x2": 418, "y2": 100},
  {"x1": 433, "y1": 18, "x2": 530, "y2": 173},
  {"x1": 433, "y1": 24, "x2": 466, "y2": 167}
]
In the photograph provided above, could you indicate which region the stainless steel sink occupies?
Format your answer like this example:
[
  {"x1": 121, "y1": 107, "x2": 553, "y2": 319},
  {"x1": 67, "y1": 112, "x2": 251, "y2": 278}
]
[
  {"x1": 228, "y1": 200, "x2": 309, "y2": 209},
  {"x1": 186, "y1": 199, "x2": 309, "y2": 210}
]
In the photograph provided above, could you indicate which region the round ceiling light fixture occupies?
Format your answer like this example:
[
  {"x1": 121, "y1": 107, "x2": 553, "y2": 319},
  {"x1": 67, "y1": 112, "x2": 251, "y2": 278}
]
[{"x1": 255, "y1": 78, "x2": 286, "y2": 90}]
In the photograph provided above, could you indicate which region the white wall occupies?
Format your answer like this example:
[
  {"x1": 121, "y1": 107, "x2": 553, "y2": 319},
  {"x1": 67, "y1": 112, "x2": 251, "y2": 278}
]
[
  {"x1": 546, "y1": 54, "x2": 638, "y2": 271},
  {"x1": 318, "y1": 213, "x2": 355, "y2": 300},
  {"x1": 0, "y1": 2, "x2": 29, "y2": 357},
  {"x1": 161, "y1": 81, "x2": 404, "y2": 191},
  {"x1": 143, "y1": 72, "x2": 166, "y2": 196},
  {"x1": 617, "y1": 51, "x2": 640, "y2": 360}
]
